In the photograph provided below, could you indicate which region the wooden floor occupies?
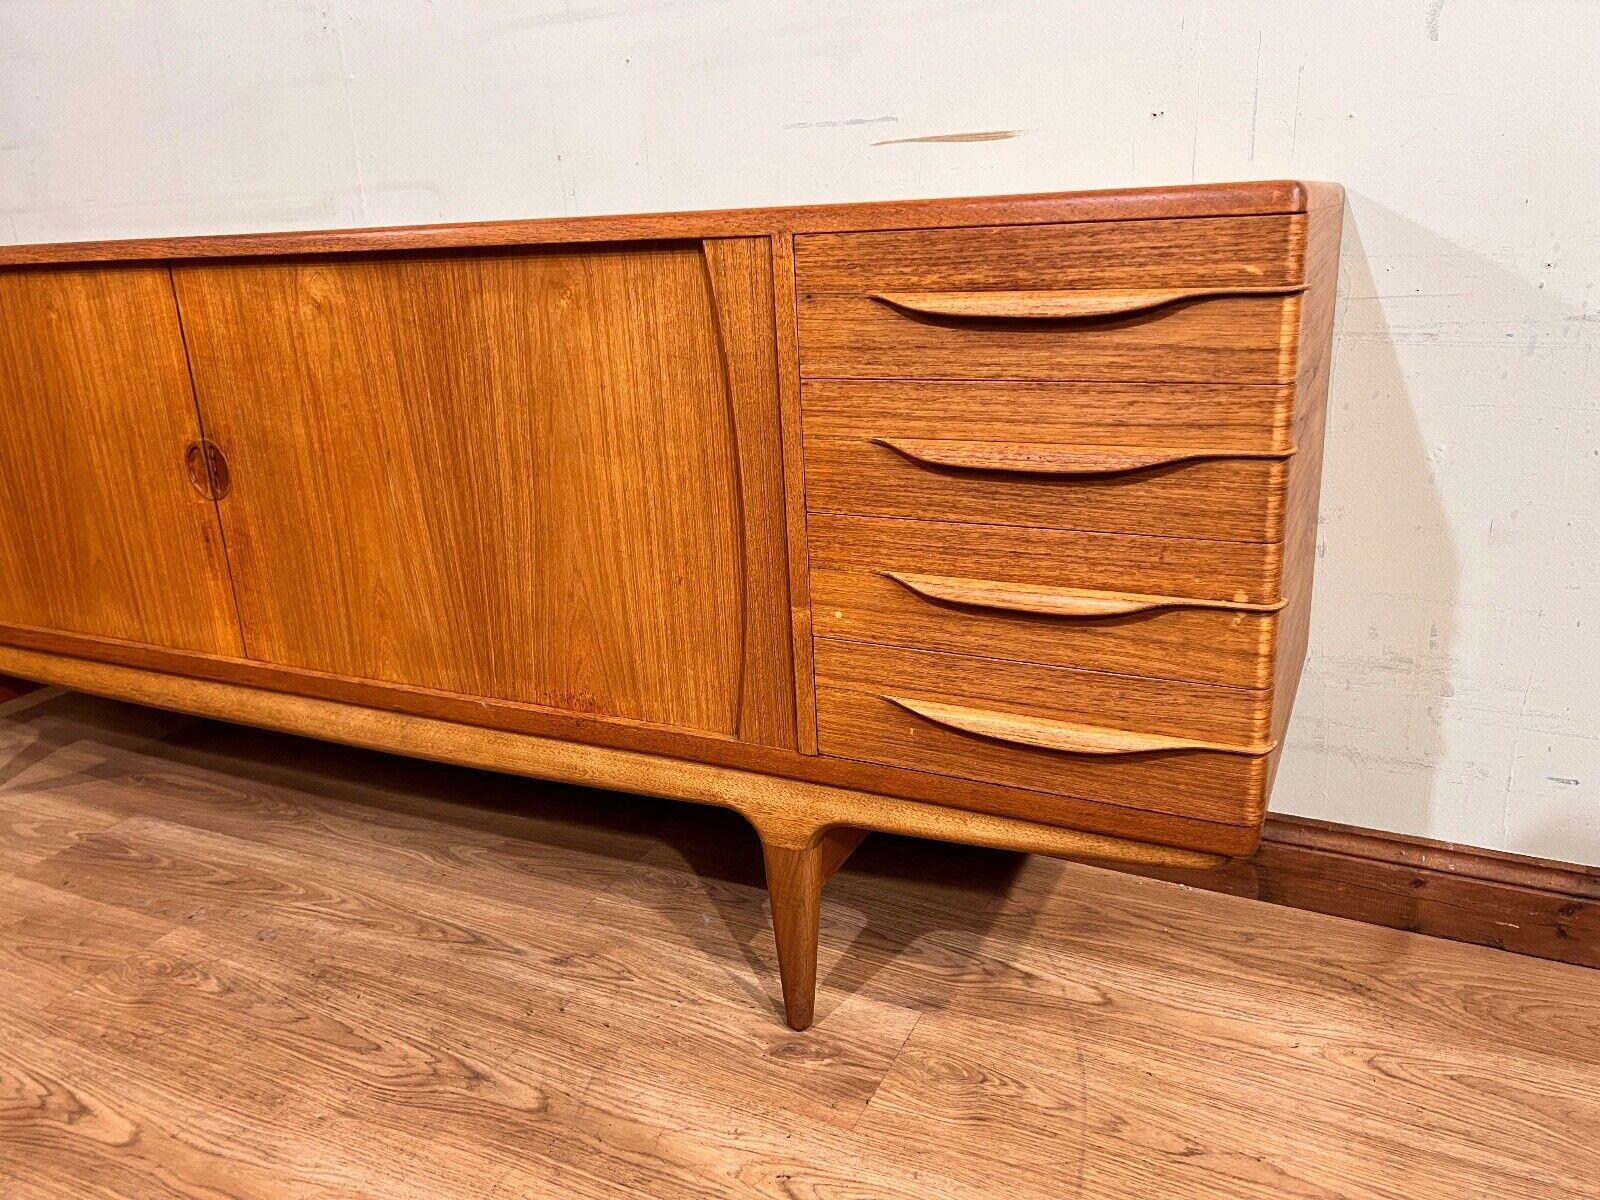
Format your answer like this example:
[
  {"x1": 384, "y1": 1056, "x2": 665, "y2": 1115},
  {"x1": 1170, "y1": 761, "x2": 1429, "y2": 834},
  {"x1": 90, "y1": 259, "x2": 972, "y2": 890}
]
[{"x1": 1, "y1": 690, "x2": 1596, "y2": 1199}]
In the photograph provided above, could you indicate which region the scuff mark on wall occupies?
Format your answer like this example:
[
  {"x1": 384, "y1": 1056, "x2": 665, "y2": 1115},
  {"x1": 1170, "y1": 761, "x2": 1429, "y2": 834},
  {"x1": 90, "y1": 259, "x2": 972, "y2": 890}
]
[
  {"x1": 784, "y1": 115, "x2": 897, "y2": 130},
  {"x1": 1427, "y1": 0, "x2": 1445, "y2": 40},
  {"x1": 873, "y1": 130, "x2": 1021, "y2": 145}
]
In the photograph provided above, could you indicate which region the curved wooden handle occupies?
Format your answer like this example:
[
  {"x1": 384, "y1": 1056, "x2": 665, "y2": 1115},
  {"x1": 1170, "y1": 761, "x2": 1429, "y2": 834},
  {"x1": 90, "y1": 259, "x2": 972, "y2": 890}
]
[
  {"x1": 887, "y1": 696, "x2": 1275, "y2": 757},
  {"x1": 874, "y1": 438, "x2": 1292, "y2": 475},
  {"x1": 884, "y1": 573, "x2": 1286, "y2": 617},
  {"x1": 868, "y1": 284, "x2": 1304, "y2": 321}
]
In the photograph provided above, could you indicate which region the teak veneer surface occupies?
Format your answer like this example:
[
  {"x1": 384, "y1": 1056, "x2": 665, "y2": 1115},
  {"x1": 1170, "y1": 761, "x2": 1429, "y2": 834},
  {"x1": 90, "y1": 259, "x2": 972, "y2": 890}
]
[
  {"x1": 792, "y1": 214, "x2": 1305, "y2": 291},
  {"x1": 808, "y1": 513, "x2": 1285, "y2": 606},
  {"x1": 0, "y1": 180, "x2": 1334, "y2": 264},
  {"x1": 801, "y1": 378, "x2": 1298, "y2": 452},
  {"x1": 816, "y1": 687, "x2": 1269, "y2": 827},
  {"x1": 809, "y1": 567, "x2": 1279, "y2": 689},
  {"x1": 0, "y1": 181, "x2": 1342, "y2": 1028},
  {"x1": 797, "y1": 291, "x2": 1301, "y2": 383},
  {"x1": 805, "y1": 435, "x2": 1290, "y2": 541},
  {"x1": 815, "y1": 640, "x2": 1273, "y2": 748},
  {"x1": 171, "y1": 241, "x2": 795, "y2": 744},
  {"x1": 0, "y1": 267, "x2": 242, "y2": 656}
]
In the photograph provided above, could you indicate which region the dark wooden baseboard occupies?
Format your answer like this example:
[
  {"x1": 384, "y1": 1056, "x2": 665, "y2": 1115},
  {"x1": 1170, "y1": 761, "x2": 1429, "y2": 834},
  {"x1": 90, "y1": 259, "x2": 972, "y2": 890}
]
[{"x1": 1127, "y1": 814, "x2": 1600, "y2": 971}]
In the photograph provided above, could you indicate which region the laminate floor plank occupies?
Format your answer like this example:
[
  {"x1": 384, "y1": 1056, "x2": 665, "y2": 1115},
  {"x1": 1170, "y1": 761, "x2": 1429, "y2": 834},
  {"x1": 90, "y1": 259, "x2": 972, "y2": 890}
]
[
  {"x1": 569, "y1": 854, "x2": 923, "y2": 1129},
  {"x1": 0, "y1": 692, "x2": 1595, "y2": 1200},
  {"x1": 0, "y1": 874, "x2": 176, "y2": 1008}
]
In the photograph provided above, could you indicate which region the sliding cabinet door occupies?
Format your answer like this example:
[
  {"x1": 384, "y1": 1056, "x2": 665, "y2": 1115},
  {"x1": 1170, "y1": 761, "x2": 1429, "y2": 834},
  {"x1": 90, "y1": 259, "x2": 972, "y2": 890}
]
[
  {"x1": 172, "y1": 239, "x2": 794, "y2": 745},
  {"x1": 0, "y1": 265, "x2": 243, "y2": 655}
]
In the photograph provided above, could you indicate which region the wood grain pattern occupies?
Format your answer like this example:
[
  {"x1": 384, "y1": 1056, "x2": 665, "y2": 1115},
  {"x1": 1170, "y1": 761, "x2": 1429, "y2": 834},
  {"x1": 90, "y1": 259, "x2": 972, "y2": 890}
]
[
  {"x1": 882, "y1": 573, "x2": 1286, "y2": 617},
  {"x1": 8, "y1": 689, "x2": 1594, "y2": 1200},
  {"x1": 761, "y1": 827, "x2": 866, "y2": 1031},
  {"x1": 872, "y1": 438, "x2": 1293, "y2": 475},
  {"x1": 816, "y1": 639, "x2": 1273, "y2": 748},
  {"x1": 1131, "y1": 813, "x2": 1600, "y2": 972},
  {"x1": 0, "y1": 627, "x2": 1264, "y2": 857},
  {"x1": 817, "y1": 684, "x2": 1267, "y2": 827},
  {"x1": 769, "y1": 234, "x2": 820, "y2": 754},
  {"x1": 809, "y1": 513, "x2": 1283, "y2": 605},
  {"x1": 802, "y1": 378, "x2": 1297, "y2": 452},
  {"x1": 798, "y1": 290, "x2": 1301, "y2": 383},
  {"x1": 795, "y1": 215, "x2": 1305, "y2": 292},
  {"x1": 1268, "y1": 195, "x2": 1343, "y2": 749},
  {"x1": 806, "y1": 436, "x2": 1290, "y2": 541},
  {"x1": 173, "y1": 242, "x2": 794, "y2": 743},
  {"x1": 699, "y1": 238, "x2": 797, "y2": 747},
  {"x1": 810, "y1": 568, "x2": 1279, "y2": 689},
  {"x1": 0, "y1": 645, "x2": 1223, "y2": 870},
  {"x1": 0, "y1": 266, "x2": 242, "y2": 656},
  {"x1": 869, "y1": 283, "x2": 1303, "y2": 320},
  {"x1": 0, "y1": 181, "x2": 1319, "y2": 266},
  {"x1": 885, "y1": 697, "x2": 1274, "y2": 757}
]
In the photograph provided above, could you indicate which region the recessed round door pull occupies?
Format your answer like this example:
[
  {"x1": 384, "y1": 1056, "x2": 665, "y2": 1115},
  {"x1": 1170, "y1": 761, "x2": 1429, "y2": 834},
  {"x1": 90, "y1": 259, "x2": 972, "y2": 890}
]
[{"x1": 184, "y1": 439, "x2": 231, "y2": 500}]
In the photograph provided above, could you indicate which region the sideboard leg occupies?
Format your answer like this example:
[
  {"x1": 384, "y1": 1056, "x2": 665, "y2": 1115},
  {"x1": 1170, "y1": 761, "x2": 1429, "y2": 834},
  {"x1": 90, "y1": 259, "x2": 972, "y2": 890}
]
[{"x1": 760, "y1": 826, "x2": 866, "y2": 1031}]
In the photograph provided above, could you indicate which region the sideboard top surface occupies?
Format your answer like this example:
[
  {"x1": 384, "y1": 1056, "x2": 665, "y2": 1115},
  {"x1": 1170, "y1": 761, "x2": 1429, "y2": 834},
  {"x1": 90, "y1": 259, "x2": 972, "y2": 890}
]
[{"x1": 0, "y1": 180, "x2": 1341, "y2": 267}]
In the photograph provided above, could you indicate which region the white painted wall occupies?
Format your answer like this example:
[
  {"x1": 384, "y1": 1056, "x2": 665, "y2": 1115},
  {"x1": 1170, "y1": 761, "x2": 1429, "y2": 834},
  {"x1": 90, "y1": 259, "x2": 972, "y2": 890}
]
[{"x1": 4, "y1": 1, "x2": 1596, "y2": 862}]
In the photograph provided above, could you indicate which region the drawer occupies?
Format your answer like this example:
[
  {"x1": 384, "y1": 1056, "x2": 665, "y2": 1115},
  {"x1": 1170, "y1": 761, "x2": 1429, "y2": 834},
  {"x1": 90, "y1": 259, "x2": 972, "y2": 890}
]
[
  {"x1": 794, "y1": 215, "x2": 1305, "y2": 293},
  {"x1": 797, "y1": 289, "x2": 1300, "y2": 383},
  {"x1": 804, "y1": 435, "x2": 1290, "y2": 542},
  {"x1": 818, "y1": 639, "x2": 1271, "y2": 744},
  {"x1": 802, "y1": 380, "x2": 1296, "y2": 455},
  {"x1": 808, "y1": 513, "x2": 1282, "y2": 606},
  {"x1": 810, "y1": 566, "x2": 1278, "y2": 689},
  {"x1": 813, "y1": 641, "x2": 1271, "y2": 825}
]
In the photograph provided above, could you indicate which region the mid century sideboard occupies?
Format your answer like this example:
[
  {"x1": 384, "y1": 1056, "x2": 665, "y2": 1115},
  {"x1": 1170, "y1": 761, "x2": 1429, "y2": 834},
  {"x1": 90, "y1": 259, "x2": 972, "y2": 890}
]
[{"x1": 0, "y1": 180, "x2": 1341, "y2": 1028}]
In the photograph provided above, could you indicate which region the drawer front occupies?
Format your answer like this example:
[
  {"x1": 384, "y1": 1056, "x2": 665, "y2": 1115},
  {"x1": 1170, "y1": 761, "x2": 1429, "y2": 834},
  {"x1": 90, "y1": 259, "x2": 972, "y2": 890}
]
[
  {"x1": 810, "y1": 567, "x2": 1277, "y2": 689},
  {"x1": 794, "y1": 215, "x2": 1305, "y2": 293},
  {"x1": 809, "y1": 513, "x2": 1282, "y2": 606},
  {"x1": 817, "y1": 688, "x2": 1267, "y2": 825},
  {"x1": 813, "y1": 641, "x2": 1271, "y2": 825},
  {"x1": 817, "y1": 641, "x2": 1272, "y2": 746},
  {"x1": 804, "y1": 435, "x2": 1289, "y2": 542},
  {"x1": 798, "y1": 290, "x2": 1299, "y2": 383},
  {"x1": 802, "y1": 380, "x2": 1296, "y2": 454}
]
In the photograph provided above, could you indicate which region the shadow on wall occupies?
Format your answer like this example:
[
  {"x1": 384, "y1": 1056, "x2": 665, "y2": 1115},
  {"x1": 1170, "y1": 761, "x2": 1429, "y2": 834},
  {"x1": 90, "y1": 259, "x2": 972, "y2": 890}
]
[
  {"x1": 1280, "y1": 195, "x2": 1594, "y2": 856},
  {"x1": 1276, "y1": 201, "x2": 1460, "y2": 838}
]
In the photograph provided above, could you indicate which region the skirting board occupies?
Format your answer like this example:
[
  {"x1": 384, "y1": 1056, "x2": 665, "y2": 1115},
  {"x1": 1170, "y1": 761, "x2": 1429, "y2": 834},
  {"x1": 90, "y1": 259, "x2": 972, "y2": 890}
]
[
  {"x1": 1128, "y1": 815, "x2": 1600, "y2": 971},
  {"x1": 1, "y1": 678, "x2": 1594, "y2": 971}
]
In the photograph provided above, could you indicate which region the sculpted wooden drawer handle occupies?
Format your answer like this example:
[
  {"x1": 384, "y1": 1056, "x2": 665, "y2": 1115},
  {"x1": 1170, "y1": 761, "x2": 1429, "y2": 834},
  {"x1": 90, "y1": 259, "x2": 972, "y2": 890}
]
[
  {"x1": 867, "y1": 283, "x2": 1305, "y2": 321},
  {"x1": 873, "y1": 437, "x2": 1294, "y2": 476},
  {"x1": 887, "y1": 695, "x2": 1276, "y2": 757},
  {"x1": 884, "y1": 572, "x2": 1286, "y2": 617}
]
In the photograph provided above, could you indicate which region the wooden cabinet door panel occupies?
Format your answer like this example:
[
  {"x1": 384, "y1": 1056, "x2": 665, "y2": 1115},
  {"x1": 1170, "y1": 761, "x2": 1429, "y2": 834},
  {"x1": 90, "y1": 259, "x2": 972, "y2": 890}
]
[
  {"x1": 0, "y1": 265, "x2": 242, "y2": 655},
  {"x1": 172, "y1": 240, "x2": 794, "y2": 744}
]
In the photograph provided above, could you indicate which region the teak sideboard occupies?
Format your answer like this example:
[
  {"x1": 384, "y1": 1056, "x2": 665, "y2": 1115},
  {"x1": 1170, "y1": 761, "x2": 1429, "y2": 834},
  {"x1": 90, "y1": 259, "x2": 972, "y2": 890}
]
[{"x1": 0, "y1": 180, "x2": 1342, "y2": 1029}]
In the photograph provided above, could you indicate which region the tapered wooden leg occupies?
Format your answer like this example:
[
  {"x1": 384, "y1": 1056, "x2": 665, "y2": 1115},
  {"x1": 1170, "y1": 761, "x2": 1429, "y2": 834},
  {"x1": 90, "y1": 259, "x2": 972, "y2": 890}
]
[{"x1": 760, "y1": 826, "x2": 865, "y2": 1031}]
